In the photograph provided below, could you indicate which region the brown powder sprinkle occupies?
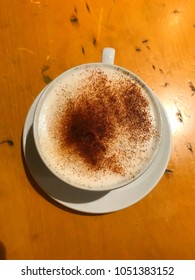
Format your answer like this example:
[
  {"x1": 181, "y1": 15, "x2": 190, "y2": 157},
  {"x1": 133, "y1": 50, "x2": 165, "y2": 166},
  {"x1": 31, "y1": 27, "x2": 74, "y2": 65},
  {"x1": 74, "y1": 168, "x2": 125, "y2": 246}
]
[{"x1": 51, "y1": 69, "x2": 157, "y2": 175}]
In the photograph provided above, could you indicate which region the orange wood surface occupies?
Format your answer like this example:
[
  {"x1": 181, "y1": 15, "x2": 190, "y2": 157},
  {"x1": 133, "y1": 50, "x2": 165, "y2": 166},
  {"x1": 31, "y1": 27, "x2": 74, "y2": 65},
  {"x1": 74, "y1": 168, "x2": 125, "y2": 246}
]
[{"x1": 0, "y1": 0, "x2": 195, "y2": 260}]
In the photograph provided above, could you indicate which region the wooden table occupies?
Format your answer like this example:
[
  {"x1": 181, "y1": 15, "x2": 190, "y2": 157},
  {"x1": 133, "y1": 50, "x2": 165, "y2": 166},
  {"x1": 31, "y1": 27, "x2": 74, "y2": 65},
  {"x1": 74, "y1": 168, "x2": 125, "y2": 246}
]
[{"x1": 0, "y1": 0, "x2": 195, "y2": 260}]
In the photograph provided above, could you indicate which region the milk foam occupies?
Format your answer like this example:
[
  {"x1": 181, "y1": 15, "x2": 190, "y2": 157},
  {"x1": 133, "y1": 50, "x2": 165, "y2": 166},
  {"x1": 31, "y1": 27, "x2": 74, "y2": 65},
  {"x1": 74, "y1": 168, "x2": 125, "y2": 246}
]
[{"x1": 35, "y1": 64, "x2": 161, "y2": 190}]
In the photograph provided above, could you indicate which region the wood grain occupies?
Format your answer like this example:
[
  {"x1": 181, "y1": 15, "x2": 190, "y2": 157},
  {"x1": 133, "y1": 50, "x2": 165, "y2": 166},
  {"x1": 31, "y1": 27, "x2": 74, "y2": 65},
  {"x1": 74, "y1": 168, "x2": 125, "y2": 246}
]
[{"x1": 0, "y1": 0, "x2": 195, "y2": 260}]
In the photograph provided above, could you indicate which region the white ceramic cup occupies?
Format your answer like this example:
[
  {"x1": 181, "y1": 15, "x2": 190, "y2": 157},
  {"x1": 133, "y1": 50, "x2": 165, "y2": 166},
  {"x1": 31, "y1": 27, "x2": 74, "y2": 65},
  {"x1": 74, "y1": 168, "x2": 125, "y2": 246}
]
[{"x1": 33, "y1": 48, "x2": 162, "y2": 191}]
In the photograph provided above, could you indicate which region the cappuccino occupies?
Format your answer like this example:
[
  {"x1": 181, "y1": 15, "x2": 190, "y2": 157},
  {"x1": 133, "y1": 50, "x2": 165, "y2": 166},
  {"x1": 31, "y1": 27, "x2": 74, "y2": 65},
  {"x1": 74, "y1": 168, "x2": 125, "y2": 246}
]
[{"x1": 34, "y1": 64, "x2": 161, "y2": 190}]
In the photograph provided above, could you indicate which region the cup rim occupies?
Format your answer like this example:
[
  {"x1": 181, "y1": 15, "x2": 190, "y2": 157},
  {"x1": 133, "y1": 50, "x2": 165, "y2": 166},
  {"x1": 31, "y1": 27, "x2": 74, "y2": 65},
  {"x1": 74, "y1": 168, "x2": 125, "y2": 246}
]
[{"x1": 33, "y1": 62, "x2": 162, "y2": 191}]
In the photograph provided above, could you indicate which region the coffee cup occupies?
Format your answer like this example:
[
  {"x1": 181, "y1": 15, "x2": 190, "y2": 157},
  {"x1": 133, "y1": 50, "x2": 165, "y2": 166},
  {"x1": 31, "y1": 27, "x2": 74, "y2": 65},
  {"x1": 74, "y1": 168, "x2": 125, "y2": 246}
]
[{"x1": 33, "y1": 48, "x2": 162, "y2": 191}]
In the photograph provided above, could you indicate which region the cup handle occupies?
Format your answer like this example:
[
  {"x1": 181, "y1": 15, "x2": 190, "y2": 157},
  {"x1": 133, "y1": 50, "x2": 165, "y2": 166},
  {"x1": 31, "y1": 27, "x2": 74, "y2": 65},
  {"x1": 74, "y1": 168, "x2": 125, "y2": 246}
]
[{"x1": 102, "y1": 48, "x2": 115, "y2": 65}]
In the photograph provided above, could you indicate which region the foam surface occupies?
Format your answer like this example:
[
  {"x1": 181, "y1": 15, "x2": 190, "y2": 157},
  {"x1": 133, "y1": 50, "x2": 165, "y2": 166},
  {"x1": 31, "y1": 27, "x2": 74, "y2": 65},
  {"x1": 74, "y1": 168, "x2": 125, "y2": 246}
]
[{"x1": 35, "y1": 64, "x2": 161, "y2": 190}]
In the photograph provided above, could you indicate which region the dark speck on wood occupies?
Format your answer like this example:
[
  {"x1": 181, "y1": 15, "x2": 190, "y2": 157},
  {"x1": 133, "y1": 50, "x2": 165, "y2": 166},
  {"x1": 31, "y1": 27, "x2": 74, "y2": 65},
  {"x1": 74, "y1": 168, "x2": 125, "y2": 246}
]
[
  {"x1": 43, "y1": 75, "x2": 52, "y2": 84},
  {"x1": 142, "y1": 39, "x2": 149, "y2": 43},
  {"x1": 165, "y1": 169, "x2": 174, "y2": 174},
  {"x1": 70, "y1": 16, "x2": 78, "y2": 24},
  {"x1": 189, "y1": 81, "x2": 195, "y2": 96},
  {"x1": 81, "y1": 46, "x2": 85, "y2": 55},
  {"x1": 152, "y1": 65, "x2": 156, "y2": 70},
  {"x1": 0, "y1": 139, "x2": 14, "y2": 146},
  {"x1": 41, "y1": 64, "x2": 49, "y2": 73},
  {"x1": 93, "y1": 37, "x2": 97, "y2": 47},
  {"x1": 86, "y1": 2, "x2": 90, "y2": 13},
  {"x1": 173, "y1": 10, "x2": 180, "y2": 13},
  {"x1": 176, "y1": 109, "x2": 183, "y2": 123},
  {"x1": 159, "y1": 68, "x2": 164, "y2": 74},
  {"x1": 186, "y1": 142, "x2": 193, "y2": 153},
  {"x1": 135, "y1": 47, "x2": 141, "y2": 52}
]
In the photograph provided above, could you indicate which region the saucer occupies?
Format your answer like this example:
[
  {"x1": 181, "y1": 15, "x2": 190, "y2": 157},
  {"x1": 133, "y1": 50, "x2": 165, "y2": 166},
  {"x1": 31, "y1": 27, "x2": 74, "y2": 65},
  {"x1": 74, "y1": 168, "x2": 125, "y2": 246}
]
[{"x1": 22, "y1": 91, "x2": 171, "y2": 214}]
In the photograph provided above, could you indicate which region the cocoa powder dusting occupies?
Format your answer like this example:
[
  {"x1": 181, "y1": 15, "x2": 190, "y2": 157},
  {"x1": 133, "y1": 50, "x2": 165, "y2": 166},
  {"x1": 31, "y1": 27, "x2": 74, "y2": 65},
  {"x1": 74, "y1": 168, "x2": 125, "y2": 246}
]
[{"x1": 51, "y1": 68, "x2": 155, "y2": 176}]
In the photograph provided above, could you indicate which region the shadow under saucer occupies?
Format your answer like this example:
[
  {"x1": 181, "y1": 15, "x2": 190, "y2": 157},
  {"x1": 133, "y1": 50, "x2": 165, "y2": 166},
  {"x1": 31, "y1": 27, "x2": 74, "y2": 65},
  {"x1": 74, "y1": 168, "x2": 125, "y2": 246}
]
[
  {"x1": 24, "y1": 126, "x2": 109, "y2": 205},
  {"x1": 0, "y1": 241, "x2": 6, "y2": 260}
]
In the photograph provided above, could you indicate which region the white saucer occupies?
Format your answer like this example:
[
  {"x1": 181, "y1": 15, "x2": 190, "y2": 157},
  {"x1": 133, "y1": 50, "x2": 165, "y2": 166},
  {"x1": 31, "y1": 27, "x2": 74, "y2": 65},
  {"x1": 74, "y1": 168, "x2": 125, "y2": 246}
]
[{"x1": 22, "y1": 91, "x2": 171, "y2": 214}]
